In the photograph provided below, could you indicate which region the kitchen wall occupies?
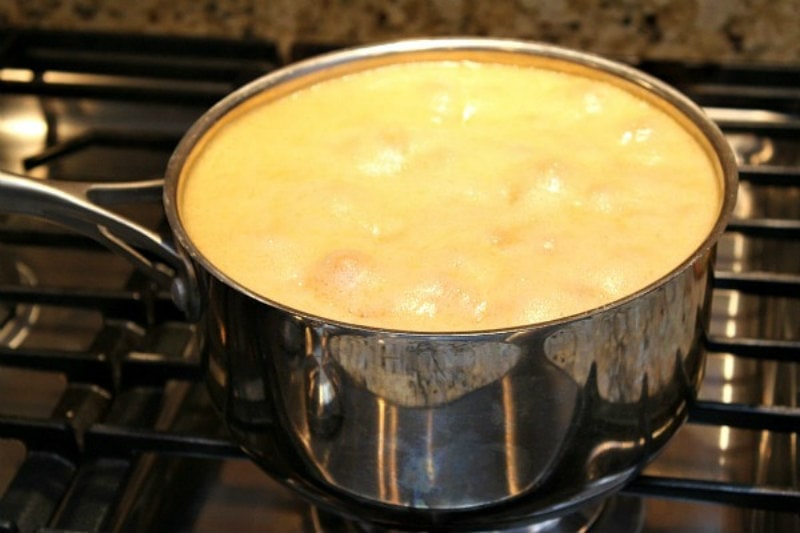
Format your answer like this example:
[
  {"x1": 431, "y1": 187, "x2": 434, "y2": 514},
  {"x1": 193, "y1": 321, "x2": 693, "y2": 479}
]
[{"x1": 2, "y1": 0, "x2": 800, "y2": 63}]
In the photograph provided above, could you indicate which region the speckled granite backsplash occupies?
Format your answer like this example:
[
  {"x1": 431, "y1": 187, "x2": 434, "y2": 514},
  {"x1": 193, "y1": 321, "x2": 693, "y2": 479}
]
[{"x1": 2, "y1": 0, "x2": 800, "y2": 63}]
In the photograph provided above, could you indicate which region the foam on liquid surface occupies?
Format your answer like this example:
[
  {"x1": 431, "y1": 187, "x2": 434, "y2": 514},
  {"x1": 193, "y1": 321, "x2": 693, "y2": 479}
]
[{"x1": 180, "y1": 60, "x2": 721, "y2": 331}]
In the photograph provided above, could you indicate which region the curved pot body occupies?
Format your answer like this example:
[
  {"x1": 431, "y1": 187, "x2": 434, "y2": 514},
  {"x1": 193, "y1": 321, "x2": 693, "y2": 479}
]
[{"x1": 201, "y1": 245, "x2": 713, "y2": 526}]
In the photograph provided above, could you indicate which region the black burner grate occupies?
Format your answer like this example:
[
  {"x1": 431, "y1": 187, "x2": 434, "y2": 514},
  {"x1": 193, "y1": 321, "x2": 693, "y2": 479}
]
[
  {"x1": 624, "y1": 58, "x2": 800, "y2": 517},
  {"x1": 0, "y1": 29, "x2": 798, "y2": 532},
  {"x1": 0, "y1": 29, "x2": 279, "y2": 104}
]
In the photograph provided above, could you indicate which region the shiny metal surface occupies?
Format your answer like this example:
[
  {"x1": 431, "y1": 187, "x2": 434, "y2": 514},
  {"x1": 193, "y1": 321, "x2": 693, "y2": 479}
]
[
  {"x1": 201, "y1": 242, "x2": 715, "y2": 527},
  {"x1": 0, "y1": 171, "x2": 198, "y2": 314},
  {"x1": 0, "y1": 39, "x2": 739, "y2": 529},
  {"x1": 167, "y1": 40, "x2": 738, "y2": 527}
]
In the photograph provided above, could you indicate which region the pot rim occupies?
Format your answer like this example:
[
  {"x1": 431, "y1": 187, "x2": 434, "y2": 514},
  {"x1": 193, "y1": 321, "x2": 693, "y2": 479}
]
[{"x1": 163, "y1": 37, "x2": 738, "y2": 336}]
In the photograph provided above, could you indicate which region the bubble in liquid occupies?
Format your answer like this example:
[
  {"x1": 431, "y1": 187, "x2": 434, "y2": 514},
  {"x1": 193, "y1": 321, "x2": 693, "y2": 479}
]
[{"x1": 306, "y1": 250, "x2": 386, "y2": 319}]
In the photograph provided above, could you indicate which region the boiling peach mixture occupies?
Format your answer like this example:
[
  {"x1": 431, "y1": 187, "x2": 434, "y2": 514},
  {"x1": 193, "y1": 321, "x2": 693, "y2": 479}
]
[{"x1": 180, "y1": 60, "x2": 721, "y2": 332}]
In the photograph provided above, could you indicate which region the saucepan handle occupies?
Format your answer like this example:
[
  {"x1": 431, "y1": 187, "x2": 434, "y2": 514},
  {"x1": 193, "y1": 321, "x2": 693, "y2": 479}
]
[{"x1": 0, "y1": 169, "x2": 200, "y2": 318}]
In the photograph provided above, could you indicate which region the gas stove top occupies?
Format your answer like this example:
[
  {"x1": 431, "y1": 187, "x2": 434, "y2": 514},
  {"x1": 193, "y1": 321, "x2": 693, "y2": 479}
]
[{"x1": 0, "y1": 30, "x2": 798, "y2": 532}]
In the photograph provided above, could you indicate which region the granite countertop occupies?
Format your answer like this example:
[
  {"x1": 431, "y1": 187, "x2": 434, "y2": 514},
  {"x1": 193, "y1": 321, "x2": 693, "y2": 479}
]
[{"x1": 2, "y1": 0, "x2": 800, "y2": 64}]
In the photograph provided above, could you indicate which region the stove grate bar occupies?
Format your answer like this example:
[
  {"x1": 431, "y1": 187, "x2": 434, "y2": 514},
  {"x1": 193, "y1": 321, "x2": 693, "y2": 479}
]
[
  {"x1": 21, "y1": 130, "x2": 181, "y2": 173},
  {"x1": 718, "y1": 122, "x2": 800, "y2": 135},
  {"x1": 2, "y1": 29, "x2": 280, "y2": 82},
  {"x1": 625, "y1": 474, "x2": 800, "y2": 513},
  {"x1": 679, "y1": 85, "x2": 800, "y2": 114},
  {"x1": 83, "y1": 424, "x2": 243, "y2": 460},
  {"x1": 0, "y1": 346, "x2": 111, "y2": 386},
  {"x1": 689, "y1": 399, "x2": 800, "y2": 433},
  {"x1": 637, "y1": 61, "x2": 800, "y2": 114},
  {"x1": 0, "y1": 284, "x2": 181, "y2": 323},
  {"x1": 0, "y1": 418, "x2": 79, "y2": 459},
  {"x1": 0, "y1": 78, "x2": 234, "y2": 105},
  {"x1": 638, "y1": 60, "x2": 800, "y2": 88},
  {"x1": 707, "y1": 336, "x2": 800, "y2": 362},
  {"x1": 725, "y1": 217, "x2": 800, "y2": 238},
  {"x1": 739, "y1": 166, "x2": 800, "y2": 186},
  {"x1": 713, "y1": 270, "x2": 800, "y2": 297},
  {"x1": 0, "y1": 30, "x2": 281, "y2": 107}
]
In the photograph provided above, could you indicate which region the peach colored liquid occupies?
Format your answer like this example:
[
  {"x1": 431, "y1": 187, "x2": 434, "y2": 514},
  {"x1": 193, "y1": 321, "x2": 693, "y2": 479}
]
[{"x1": 179, "y1": 60, "x2": 721, "y2": 331}]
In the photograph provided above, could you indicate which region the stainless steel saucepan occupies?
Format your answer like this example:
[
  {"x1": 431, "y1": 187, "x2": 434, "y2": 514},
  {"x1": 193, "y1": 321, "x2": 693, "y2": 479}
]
[{"x1": 0, "y1": 39, "x2": 738, "y2": 530}]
